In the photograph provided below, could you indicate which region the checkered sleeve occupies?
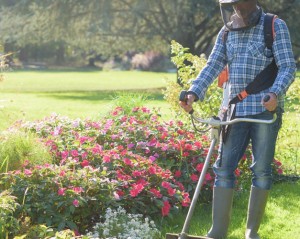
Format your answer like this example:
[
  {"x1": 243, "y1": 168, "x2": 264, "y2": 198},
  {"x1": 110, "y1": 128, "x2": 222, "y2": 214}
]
[
  {"x1": 269, "y1": 18, "x2": 297, "y2": 97},
  {"x1": 188, "y1": 28, "x2": 227, "y2": 101}
]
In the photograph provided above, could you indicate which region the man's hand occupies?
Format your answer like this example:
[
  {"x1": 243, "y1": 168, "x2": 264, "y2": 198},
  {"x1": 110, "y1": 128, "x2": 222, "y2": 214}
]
[
  {"x1": 179, "y1": 93, "x2": 196, "y2": 113},
  {"x1": 262, "y1": 92, "x2": 277, "y2": 112}
]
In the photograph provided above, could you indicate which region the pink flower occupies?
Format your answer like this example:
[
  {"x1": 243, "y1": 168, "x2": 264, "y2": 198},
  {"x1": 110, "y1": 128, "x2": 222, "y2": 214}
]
[
  {"x1": 132, "y1": 170, "x2": 142, "y2": 177},
  {"x1": 61, "y1": 151, "x2": 69, "y2": 159},
  {"x1": 124, "y1": 158, "x2": 133, "y2": 166},
  {"x1": 79, "y1": 136, "x2": 89, "y2": 144},
  {"x1": 92, "y1": 144, "x2": 103, "y2": 154},
  {"x1": 103, "y1": 155, "x2": 111, "y2": 163},
  {"x1": 58, "y1": 188, "x2": 66, "y2": 196},
  {"x1": 71, "y1": 150, "x2": 79, "y2": 157},
  {"x1": 73, "y1": 199, "x2": 79, "y2": 207},
  {"x1": 162, "y1": 200, "x2": 171, "y2": 216},
  {"x1": 81, "y1": 151, "x2": 88, "y2": 159},
  {"x1": 59, "y1": 170, "x2": 66, "y2": 177},
  {"x1": 24, "y1": 169, "x2": 32, "y2": 175},
  {"x1": 127, "y1": 143, "x2": 135, "y2": 149},
  {"x1": 149, "y1": 156, "x2": 156, "y2": 162},
  {"x1": 277, "y1": 169, "x2": 283, "y2": 175},
  {"x1": 81, "y1": 160, "x2": 89, "y2": 167},
  {"x1": 73, "y1": 187, "x2": 84, "y2": 194}
]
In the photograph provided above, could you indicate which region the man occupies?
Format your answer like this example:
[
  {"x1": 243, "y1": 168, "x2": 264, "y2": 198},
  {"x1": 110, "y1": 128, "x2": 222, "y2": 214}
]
[{"x1": 180, "y1": 0, "x2": 296, "y2": 238}]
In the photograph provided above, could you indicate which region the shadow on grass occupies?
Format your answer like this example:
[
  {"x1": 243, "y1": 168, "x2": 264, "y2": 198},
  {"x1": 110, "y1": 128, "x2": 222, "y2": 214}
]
[{"x1": 36, "y1": 90, "x2": 166, "y2": 102}]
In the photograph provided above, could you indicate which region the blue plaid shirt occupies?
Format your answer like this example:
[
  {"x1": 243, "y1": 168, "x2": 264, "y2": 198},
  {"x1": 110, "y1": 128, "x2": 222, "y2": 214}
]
[{"x1": 189, "y1": 12, "x2": 296, "y2": 116}]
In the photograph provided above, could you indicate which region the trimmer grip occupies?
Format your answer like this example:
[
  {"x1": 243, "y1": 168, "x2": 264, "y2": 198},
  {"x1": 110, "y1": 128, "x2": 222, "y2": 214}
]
[
  {"x1": 179, "y1": 90, "x2": 194, "y2": 114},
  {"x1": 263, "y1": 95, "x2": 270, "y2": 102},
  {"x1": 179, "y1": 90, "x2": 188, "y2": 102}
]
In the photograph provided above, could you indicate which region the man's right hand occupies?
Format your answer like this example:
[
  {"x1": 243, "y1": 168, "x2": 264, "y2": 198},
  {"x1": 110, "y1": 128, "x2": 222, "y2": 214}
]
[{"x1": 179, "y1": 93, "x2": 196, "y2": 113}]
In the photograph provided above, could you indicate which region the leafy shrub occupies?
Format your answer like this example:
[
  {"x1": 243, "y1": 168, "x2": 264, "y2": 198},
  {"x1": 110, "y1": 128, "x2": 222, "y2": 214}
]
[
  {"x1": 164, "y1": 40, "x2": 222, "y2": 119},
  {"x1": 0, "y1": 131, "x2": 52, "y2": 173},
  {"x1": 0, "y1": 162, "x2": 116, "y2": 234},
  {"x1": 0, "y1": 190, "x2": 20, "y2": 238},
  {"x1": 110, "y1": 91, "x2": 150, "y2": 116}
]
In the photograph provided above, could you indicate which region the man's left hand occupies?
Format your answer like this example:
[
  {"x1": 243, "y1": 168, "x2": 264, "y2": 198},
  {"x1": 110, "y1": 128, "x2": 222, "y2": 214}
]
[{"x1": 262, "y1": 93, "x2": 277, "y2": 111}]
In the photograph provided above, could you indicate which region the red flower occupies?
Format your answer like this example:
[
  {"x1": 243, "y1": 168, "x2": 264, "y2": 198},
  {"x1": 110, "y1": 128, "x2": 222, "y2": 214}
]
[
  {"x1": 194, "y1": 141, "x2": 202, "y2": 149},
  {"x1": 168, "y1": 187, "x2": 176, "y2": 196},
  {"x1": 150, "y1": 188, "x2": 162, "y2": 198},
  {"x1": 81, "y1": 160, "x2": 89, "y2": 167},
  {"x1": 205, "y1": 173, "x2": 213, "y2": 181},
  {"x1": 181, "y1": 193, "x2": 191, "y2": 207},
  {"x1": 162, "y1": 181, "x2": 171, "y2": 189},
  {"x1": 196, "y1": 163, "x2": 204, "y2": 172},
  {"x1": 162, "y1": 200, "x2": 171, "y2": 216},
  {"x1": 124, "y1": 158, "x2": 133, "y2": 166},
  {"x1": 148, "y1": 166, "x2": 156, "y2": 174},
  {"x1": 130, "y1": 183, "x2": 144, "y2": 197},
  {"x1": 174, "y1": 170, "x2": 182, "y2": 178},
  {"x1": 190, "y1": 174, "x2": 199, "y2": 182},
  {"x1": 184, "y1": 144, "x2": 193, "y2": 150},
  {"x1": 234, "y1": 169, "x2": 241, "y2": 177}
]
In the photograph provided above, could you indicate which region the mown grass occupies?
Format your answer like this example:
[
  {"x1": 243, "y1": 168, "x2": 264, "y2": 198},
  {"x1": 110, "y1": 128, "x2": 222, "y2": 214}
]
[
  {"x1": 161, "y1": 180, "x2": 300, "y2": 239},
  {"x1": 1, "y1": 69, "x2": 299, "y2": 238}
]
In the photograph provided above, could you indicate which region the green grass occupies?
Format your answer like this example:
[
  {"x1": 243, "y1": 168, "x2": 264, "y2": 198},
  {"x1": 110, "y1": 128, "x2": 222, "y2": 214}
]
[
  {"x1": 1, "y1": 70, "x2": 173, "y2": 92},
  {"x1": 0, "y1": 70, "x2": 175, "y2": 130},
  {"x1": 161, "y1": 181, "x2": 300, "y2": 239}
]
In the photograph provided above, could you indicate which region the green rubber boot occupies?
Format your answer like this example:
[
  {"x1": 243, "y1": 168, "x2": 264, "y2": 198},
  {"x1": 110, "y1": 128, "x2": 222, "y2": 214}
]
[
  {"x1": 206, "y1": 187, "x2": 234, "y2": 239},
  {"x1": 245, "y1": 186, "x2": 269, "y2": 239}
]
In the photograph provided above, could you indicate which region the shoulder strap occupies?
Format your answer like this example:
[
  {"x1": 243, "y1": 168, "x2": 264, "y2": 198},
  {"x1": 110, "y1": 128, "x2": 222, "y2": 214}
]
[
  {"x1": 222, "y1": 28, "x2": 229, "y2": 43},
  {"x1": 264, "y1": 13, "x2": 277, "y2": 50}
]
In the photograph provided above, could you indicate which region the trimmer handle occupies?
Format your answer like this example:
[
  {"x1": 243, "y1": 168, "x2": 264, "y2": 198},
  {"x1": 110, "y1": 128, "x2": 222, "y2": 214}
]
[
  {"x1": 263, "y1": 94, "x2": 270, "y2": 102},
  {"x1": 179, "y1": 90, "x2": 194, "y2": 114}
]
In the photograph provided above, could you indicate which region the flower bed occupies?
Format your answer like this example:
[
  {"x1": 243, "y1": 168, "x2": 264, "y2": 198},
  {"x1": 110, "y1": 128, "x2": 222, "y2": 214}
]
[{"x1": 0, "y1": 107, "x2": 283, "y2": 236}]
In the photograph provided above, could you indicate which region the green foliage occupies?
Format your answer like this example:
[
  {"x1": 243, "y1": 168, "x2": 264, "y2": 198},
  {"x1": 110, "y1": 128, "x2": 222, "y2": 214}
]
[
  {"x1": 164, "y1": 40, "x2": 222, "y2": 119},
  {"x1": 0, "y1": 131, "x2": 53, "y2": 173},
  {"x1": 0, "y1": 163, "x2": 116, "y2": 234},
  {"x1": 0, "y1": 190, "x2": 20, "y2": 238},
  {"x1": 110, "y1": 91, "x2": 151, "y2": 116}
]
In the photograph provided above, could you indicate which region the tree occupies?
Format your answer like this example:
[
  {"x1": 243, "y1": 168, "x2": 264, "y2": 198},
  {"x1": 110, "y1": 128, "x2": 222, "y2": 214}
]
[{"x1": 0, "y1": 0, "x2": 299, "y2": 63}]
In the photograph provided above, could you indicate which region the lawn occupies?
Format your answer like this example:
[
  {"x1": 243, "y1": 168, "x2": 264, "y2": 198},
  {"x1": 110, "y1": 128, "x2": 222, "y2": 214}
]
[{"x1": 0, "y1": 69, "x2": 299, "y2": 238}]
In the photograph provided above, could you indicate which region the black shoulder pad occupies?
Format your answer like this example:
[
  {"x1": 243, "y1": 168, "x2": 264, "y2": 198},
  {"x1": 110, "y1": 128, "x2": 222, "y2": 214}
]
[{"x1": 264, "y1": 13, "x2": 277, "y2": 50}]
